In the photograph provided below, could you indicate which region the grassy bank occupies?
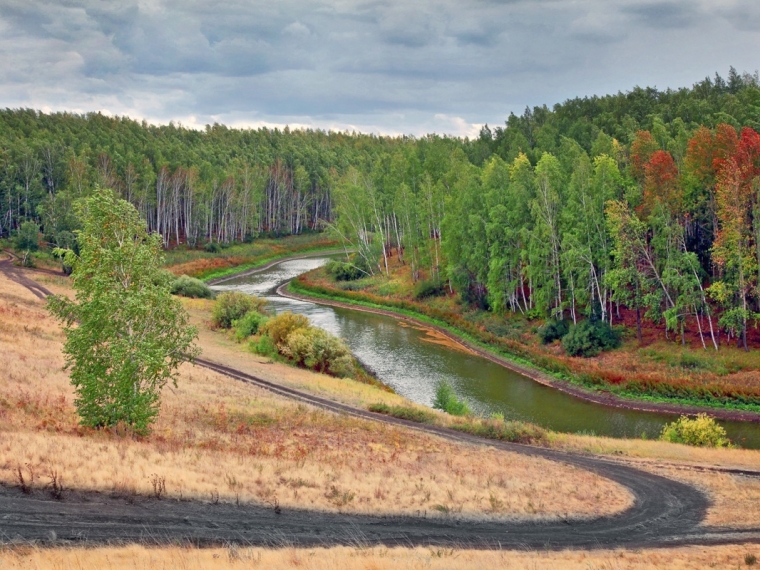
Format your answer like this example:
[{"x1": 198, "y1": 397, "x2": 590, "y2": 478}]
[
  {"x1": 164, "y1": 233, "x2": 341, "y2": 281},
  {"x1": 291, "y1": 268, "x2": 760, "y2": 414}
]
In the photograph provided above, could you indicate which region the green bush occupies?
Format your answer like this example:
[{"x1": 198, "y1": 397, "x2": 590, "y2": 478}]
[
  {"x1": 212, "y1": 291, "x2": 266, "y2": 328},
  {"x1": 432, "y1": 381, "x2": 470, "y2": 416},
  {"x1": 561, "y1": 319, "x2": 621, "y2": 357},
  {"x1": 204, "y1": 241, "x2": 221, "y2": 253},
  {"x1": 282, "y1": 326, "x2": 355, "y2": 377},
  {"x1": 249, "y1": 334, "x2": 279, "y2": 358},
  {"x1": 15, "y1": 221, "x2": 40, "y2": 252},
  {"x1": 233, "y1": 311, "x2": 267, "y2": 342},
  {"x1": 256, "y1": 311, "x2": 355, "y2": 377},
  {"x1": 659, "y1": 414, "x2": 730, "y2": 447},
  {"x1": 171, "y1": 275, "x2": 214, "y2": 299},
  {"x1": 538, "y1": 319, "x2": 570, "y2": 344},
  {"x1": 326, "y1": 259, "x2": 365, "y2": 281},
  {"x1": 413, "y1": 279, "x2": 445, "y2": 300},
  {"x1": 259, "y1": 311, "x2": 310, "y2": 348}
]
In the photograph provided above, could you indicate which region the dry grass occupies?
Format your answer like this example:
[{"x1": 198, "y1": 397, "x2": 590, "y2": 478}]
[
  {"x1": 640, "y1": 464, "x2": 760, "y2": 528},
  {"x1": 0, "y1": 273, "x2": 630, "y2": 521},
  {"x1": 554, "y1": 432, "x2": 760, "y2": 468},
  {"x1": 2, "y1": 543, "x2": 760, "y2": 569},
  {"x1": 553, "y1": 433, "x2": 760, "y2": 528}
]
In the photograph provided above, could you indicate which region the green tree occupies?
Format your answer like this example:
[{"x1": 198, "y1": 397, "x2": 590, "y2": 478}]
[
  {"x1": 15, "y1": 220, "x2": 40, "y2": 252},
  {"x1": 48, "y1": 188, "x2": 199, "y2": 433}
]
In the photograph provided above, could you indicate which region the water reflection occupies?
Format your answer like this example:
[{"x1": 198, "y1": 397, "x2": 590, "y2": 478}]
[{"x1": 213, "y1": 258, "x2": 760, "y2": 449}]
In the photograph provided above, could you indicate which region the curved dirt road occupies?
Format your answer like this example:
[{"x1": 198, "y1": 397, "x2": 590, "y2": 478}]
[
  {"x1": 0, "y1": 253, "x2": 53, "y2": 299},
  {"x1": 1, "y1": 256, "x2": 760, "y2": 548}
]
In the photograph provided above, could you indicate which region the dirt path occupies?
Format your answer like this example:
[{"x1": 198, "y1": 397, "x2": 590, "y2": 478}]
[
  {"x1": 280, "y1": 282, "x2": 760, "y2": 424},
  {"x1": 2, "y1": 257, "x2": 760, "y2": 548},
  {"x1": 0, "y1": 254, "x2": 54, "y2": 300}
]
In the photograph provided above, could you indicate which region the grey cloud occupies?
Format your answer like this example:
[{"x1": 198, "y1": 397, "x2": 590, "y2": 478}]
[
  {"x1": 621, "y1": 1, "x2": 701, "y2": 30},
  {"x1": 0, "y1": 0, "x2": 757, "y2": 136}
]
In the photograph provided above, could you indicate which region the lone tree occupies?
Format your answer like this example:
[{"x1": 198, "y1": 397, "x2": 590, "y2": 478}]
[{"x1": 49, "y1": 188, "x2": 199, "y2": 433}]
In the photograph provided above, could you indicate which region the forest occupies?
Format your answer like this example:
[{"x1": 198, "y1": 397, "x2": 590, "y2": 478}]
[{"x1": 3, "y1": 67, "x2": 760, "y2": 349}]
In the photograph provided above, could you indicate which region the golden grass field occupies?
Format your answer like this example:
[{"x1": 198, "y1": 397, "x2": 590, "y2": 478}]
[
  {"x1": 1, "y1": 543, "x2": 759, "y2": 570},
  {"x1": 0, "y1": 273, "x2": 630, "y2": 521},
  {"x1": 2, "y1": 269, "x2": 760, "y2": 568}
]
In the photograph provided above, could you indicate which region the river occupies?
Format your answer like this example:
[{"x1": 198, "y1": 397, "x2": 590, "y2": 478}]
[{"x1": 212, "y1": 257, "x2": 760, "y2": 449}]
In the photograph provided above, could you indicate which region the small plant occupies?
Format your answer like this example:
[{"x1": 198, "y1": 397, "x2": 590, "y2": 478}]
[
  {"x1": 413, "y1": 279, "x2": 444, "y2": 300},
  {"x1": 15, "y1": 463, "x2": 35, "y2": 494},
  {"x1": 249, "y1": 334, "x2": 279, "y2": 358},
  {"x1": 47, "y1": 468, "x2": 64, "y2": 500},
  {"x1": 746, "y1": 553, "x2": 757, "y2": 566},
  {"x1": 171, "y1": 274, "x2": 213, "y2": 299},
  {"x1": 233, "y1": 310, "x2": 267, "y2": 342},
  {"x1": 204, "y1": 241, "x2": 221, "y2": 253},
  {"x1": 326, "y1": 259, "x2": 366, "y2": 281},
  {"x1": 488, "y1": 492, "x2": 504, "y2": 513},
  {"x1": 368, "y1": 403, "x2": 435, "y2": 423},
  {"x1": 561, "y1": 319, "x2": 621, "y2": 357},
  {"x1": 433, "y1": 382, "x2": 470, "y2": 416},
  {"x1": 212, "y1": 291, "x2": 267, "y2": 328},
  {"x1": 659, "y1": 414, "x2": 730, "y2": 447},
  {"x1": 149, "y1": 473, "x2": 166, "y2": 499},
  {"x1": 538, "y1": 319, "x2": 569, "y2": 344},
  {"x1": 325, "y1": 485, "x2": 355, "y2": 507}
]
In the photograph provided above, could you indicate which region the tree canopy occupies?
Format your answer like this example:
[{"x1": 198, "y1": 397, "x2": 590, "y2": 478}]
[{"x1": 48, "y1": 188, "x2": 199, "y2": 432}]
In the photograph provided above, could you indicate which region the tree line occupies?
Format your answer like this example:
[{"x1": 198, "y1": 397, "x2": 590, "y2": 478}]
[
  {"x1": 4, "y1": 68, "x2": 760, "y2": 347},
  {"x1": 329, "y1": 68, "x2": 760, "y2": 350}
]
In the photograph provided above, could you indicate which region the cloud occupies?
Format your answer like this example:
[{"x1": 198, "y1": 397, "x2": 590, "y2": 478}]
[
  {"x1": 0, "y1": 0, "x2": 757, "y2": 136},
  {"x1": 621, "y1": 1, "x2": 701, "y2": 30},
  {"x1": 283, "y1": 21, "x2": 311, "y2": 36}
]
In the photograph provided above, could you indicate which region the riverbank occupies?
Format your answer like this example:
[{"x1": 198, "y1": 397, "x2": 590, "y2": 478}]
[
  {"x1": 165, "y1": 233, "x2": 341, "y2": 281},
  {"x1": 288, "y1": 268, "x2": 760, "y2": 421}
]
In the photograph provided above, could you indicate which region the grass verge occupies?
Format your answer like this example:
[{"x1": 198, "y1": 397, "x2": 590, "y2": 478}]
[
  {"x1": 367, "y1": 403, "x2": 546, "y2": 444},
  {"x1": 164, "y1": 234, "x2": 341, "y2": 281}
]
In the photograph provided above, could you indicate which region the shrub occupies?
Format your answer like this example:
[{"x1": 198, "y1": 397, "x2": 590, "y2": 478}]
[
  {"x1": 282, "y1": 326, "x2": 355, "y2": 377},
  {"x1": 413, "y1": 279, "x2": 444, "y2": 300},
  {"x1": 15, "y1": 221, "x2": 40, "y2": 252},
  {"x1": 432, "y1": 381, "x2": 471, "y2": 416},
  {"x1": 538, "y1": 319, "x2": 570, "y2": 344},
  {"x1": 659, "y1": 414, "x2": 730, "y2": 447},
  {"x1": 233, "y1": 311, "x2": 267, "y2": 342},
  {"x1": 326, "y1": 259, "x2": 365, "y2": 281},
  {"x1": 204, "y1": 241, "x2": 221, "y2": 253},
  {"x1": 561, "y1": 319, "x2": 621, "y2": 357},
  {"x1": 249, "y1": 334, "x2": 278, "y2": 358},
  {"x1": 171, "y1": 275, "x2": 213, "y2": 299},
  {"x1": 259, "y1": 312, "x2": 310, "y2": 348},
  {"x1": 212, "y1": 291, "x2": 266, "y2": 328},
  {"x1": 368, "y1": 403, "x2": 435, "y2": 423},
  {"x1": 257, "y1": 312, "x2": 355, "y2": 377}
]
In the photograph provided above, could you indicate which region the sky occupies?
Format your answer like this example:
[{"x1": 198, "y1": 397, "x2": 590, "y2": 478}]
[{"x1": 0, "y1": 0, "x2": 758, "y2": 137}]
